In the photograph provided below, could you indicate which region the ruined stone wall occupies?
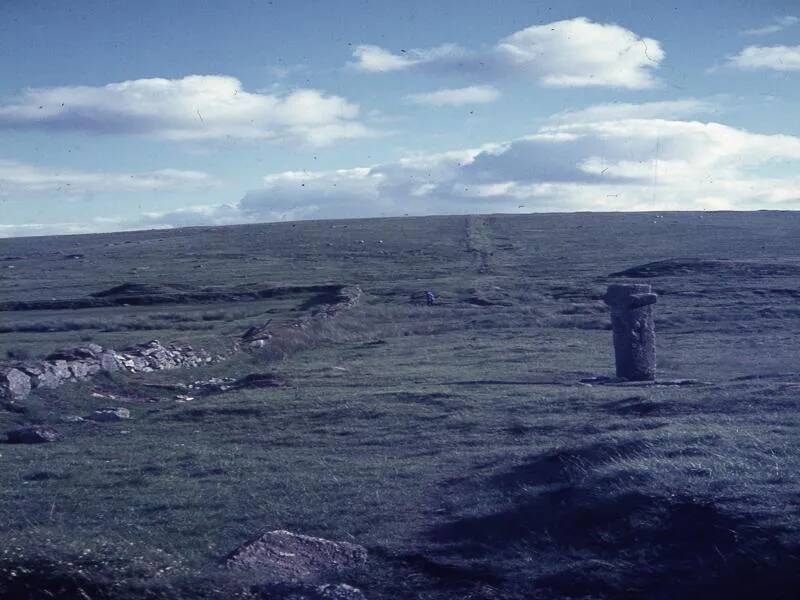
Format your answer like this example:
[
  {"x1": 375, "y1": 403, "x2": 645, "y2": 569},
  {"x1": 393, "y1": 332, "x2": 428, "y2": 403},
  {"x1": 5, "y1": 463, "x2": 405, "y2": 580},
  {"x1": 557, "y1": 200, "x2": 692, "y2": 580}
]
[
  {"x1": 1, "y1": 285, "x2": 363, "y2": 402},
  {"x1": 0, "y1": 340, "x2": 213, "y2": 402}
]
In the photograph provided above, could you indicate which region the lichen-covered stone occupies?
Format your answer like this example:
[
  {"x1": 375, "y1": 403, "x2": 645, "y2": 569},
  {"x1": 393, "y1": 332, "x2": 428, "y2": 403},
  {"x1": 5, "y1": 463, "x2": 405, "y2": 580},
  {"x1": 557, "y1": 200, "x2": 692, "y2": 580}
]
[{"x1": 0, "y1": 367, "x2": 32, "y2": 401}]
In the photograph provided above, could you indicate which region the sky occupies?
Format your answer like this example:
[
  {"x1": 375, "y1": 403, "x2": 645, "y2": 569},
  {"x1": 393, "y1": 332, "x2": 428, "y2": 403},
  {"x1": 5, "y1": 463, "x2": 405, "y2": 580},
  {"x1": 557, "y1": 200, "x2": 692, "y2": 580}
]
[{"x1": 1, "y1": 0, "x2": 799, "y2": 237}]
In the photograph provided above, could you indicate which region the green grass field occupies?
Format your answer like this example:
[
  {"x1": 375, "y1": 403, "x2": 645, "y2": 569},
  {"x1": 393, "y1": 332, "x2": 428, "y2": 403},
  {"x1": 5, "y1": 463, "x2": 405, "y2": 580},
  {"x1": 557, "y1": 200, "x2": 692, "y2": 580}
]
[{"x1": 1, "y1": 212, "x2": 799, "y2": 598}]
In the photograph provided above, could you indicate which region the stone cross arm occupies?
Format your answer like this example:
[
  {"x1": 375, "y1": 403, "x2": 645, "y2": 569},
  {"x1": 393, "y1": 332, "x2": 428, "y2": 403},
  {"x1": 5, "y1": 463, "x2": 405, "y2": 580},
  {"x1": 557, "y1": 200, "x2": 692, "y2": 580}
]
[
  {"x1": 603, "y1": 283, "x2": 658, "y2": 308},
  {"x1": 628, "y1": 292, "x2": 658, "y2": 308}
]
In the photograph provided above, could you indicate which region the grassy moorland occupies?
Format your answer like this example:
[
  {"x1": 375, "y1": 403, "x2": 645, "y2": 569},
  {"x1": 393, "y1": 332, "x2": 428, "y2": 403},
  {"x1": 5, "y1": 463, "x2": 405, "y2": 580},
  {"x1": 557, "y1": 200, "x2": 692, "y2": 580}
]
[{"x1": 0, "y1": 211, "x2": 799, "y2": 599}]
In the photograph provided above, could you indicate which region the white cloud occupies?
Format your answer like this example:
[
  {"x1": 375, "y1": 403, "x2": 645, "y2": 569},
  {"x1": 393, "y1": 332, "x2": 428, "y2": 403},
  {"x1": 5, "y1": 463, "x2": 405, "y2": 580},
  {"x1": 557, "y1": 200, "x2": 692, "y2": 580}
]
[
  {"x1": 726, "y1": 45, "x2": 800, "y2": 71},
  {"x1": 0, "y1": 75, "x2": 371, "y2": 145},
  {"x1": 0, "y1": 160, "x2": 216, "y2": 194},
  {"x1": 350, "y1": 43, "x2": 469, "y2": 73},
  {"x1": 351, "y1": 45, "x2": 419, "y2": 72},
  {"x1": 230, "y1": 110, "x2": 800, "y2": 220},
  {"x1": 406, "y1": 85, "x2": 500, "y2": 106},
  {"x1": 7, "y1": 105, "x2": 800, "y2": 237},
  {"x1": 741, "y1": 16, "x2": 798, "y2": 36},
  {"x1": 550, "y1": 99, "x2": 717, "y2": 124},
  {"x1": 350, "y1": 17, "x2": 664, "y2": 89}
]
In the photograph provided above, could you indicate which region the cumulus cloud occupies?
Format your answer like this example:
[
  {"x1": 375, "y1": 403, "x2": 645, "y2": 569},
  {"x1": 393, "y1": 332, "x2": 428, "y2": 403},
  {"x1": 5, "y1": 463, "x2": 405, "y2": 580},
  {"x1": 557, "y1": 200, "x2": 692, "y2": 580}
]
[
  {"x1": 0, "y1": 75, "x2": 371, "y2": 145},
  {"x1": 227, "y1": 108, "x2": 800, "y2": 222},
  {"x1": 350, "y1": 17, "x2": 664, "y2": 89},
  {"x1": 0, "y1": 160, "x2": 216, "y2": 195},
  {"x1": 741, "y1": 16, "x2": 798, "y2": 36},
  {"x1": 406, "y1": 85, "x2": 500, "y2": 106},
  {"x1": 352, "y1": 45, "x2": 419, "y2": 72},
  {"x1": 8, "y1": 104, "x2": 799, "y2": 237},
  {"x1": 726, "y1": 45, "x2": 800, "y2": 71}
]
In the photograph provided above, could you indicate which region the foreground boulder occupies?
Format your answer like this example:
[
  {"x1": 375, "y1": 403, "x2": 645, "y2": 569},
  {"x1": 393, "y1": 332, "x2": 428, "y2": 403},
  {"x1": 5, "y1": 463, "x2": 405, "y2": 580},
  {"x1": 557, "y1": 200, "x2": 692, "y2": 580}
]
[
  {"x1": 255, "y1": 582, "x2": 366, "y2": 600},
  {"x1": 0, "y1": 367, "x2": 32, "y2": 401},
  {"x1": 6, "y1": 425, "x2": 60, "y2": 444},
  {"x1": 226, "y1": 530, "x2": 367, "y2": 584}
]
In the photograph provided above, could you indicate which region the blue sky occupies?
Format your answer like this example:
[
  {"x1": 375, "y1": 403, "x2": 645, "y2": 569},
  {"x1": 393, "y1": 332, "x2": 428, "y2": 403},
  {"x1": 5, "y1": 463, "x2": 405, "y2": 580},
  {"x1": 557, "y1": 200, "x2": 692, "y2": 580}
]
[{"x1": 1, "y1": 0, "x2": 799, "y2": 237}]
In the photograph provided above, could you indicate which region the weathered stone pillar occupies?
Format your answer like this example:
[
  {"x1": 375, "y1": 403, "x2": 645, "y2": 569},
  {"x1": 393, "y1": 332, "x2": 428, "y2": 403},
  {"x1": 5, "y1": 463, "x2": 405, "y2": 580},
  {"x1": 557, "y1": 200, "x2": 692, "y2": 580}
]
[{"x1": 604, "y1": 284, "x2": 657, "y2": 381}]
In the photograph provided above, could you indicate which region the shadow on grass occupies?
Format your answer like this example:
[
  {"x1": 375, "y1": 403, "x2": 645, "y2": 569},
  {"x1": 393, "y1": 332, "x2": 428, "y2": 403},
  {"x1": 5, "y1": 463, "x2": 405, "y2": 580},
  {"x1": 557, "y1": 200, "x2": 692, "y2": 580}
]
[
  {"x1": 600, "y1": 395, "x2": 680, "y2": 417},
  {"x1": 0, "y1": 555, "x2": 255, "y2": 600},
  {"x1": 424, "y1": 440, "x2": 800, "y2": 599}
]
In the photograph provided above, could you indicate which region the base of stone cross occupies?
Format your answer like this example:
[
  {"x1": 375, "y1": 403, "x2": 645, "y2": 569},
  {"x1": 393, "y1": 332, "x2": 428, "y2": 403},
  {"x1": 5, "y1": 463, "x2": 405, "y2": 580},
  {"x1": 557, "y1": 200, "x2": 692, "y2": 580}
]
[{"x1": 579, "y1": 376, "x2": 707, "y2": 387}]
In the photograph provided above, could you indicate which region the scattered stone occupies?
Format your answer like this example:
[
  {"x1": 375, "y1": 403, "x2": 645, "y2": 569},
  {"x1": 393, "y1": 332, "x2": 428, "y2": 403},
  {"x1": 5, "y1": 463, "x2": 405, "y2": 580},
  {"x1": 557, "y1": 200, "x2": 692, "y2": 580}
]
[
  {"x1": 0, "y1": 367, "x2": 32, "y2": 402},
  {"x1": 314, "y1": 584, "x2": 366, "y2": 600},
  {"x1": 87, "y1": 407, "x2": 131, "y2": 422},
  {"x1": 105, "y1": 340, "x2": 213, "y2": 374},
  {"x1": 180, "y1": 374, "x2": 286, "y2": 396},
  {"x1": 226, "y1": 530, "x2": 367, "y2": 584},
  {"x1": 61, "y1": 415, "x2": 86, "y2": 423},
  {"x1": 580, "y1": 376, "x2": 704, "y2": 387},
  {"x1": 623, "y1": 378, "x2": 704, "y2": 387},
  {"x1": 6, "y1": 425, "x2": 61, "y2": 444}
]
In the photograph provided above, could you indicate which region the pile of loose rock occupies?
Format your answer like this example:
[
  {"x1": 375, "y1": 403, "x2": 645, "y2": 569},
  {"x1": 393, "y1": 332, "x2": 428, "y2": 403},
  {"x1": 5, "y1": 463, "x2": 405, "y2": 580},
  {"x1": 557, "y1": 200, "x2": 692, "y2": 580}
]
[
  {"x1": 113, "y1": 340, "x2": 213, "y2": 373},
  {"x1": 0, "y1": 340, "x2": 213, "y2": 403}
]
